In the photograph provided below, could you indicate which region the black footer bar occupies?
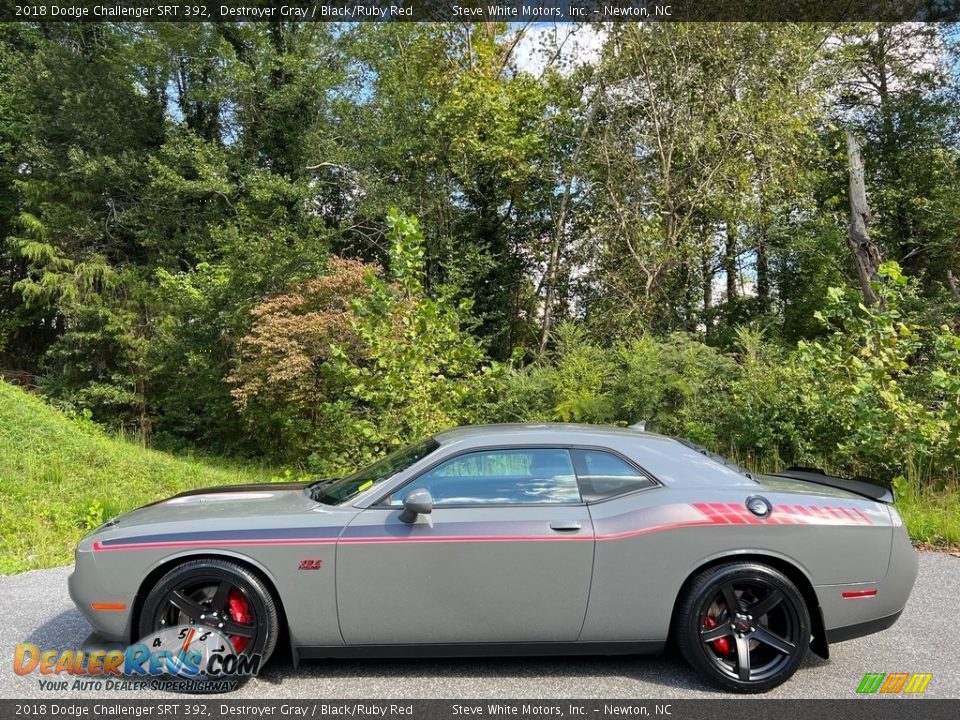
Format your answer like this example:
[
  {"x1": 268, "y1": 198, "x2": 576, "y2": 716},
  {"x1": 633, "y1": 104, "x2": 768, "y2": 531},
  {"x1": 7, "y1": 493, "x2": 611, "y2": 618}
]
[{"x1": 1, "y1": 700, "x2": 958, "y2": 720}]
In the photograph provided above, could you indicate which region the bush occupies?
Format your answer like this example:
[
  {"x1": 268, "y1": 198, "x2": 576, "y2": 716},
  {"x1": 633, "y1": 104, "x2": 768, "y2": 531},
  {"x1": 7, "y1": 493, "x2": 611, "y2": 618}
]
[
  {"x1": 497, "y1": 324, "x2": 740, "y2": 445},
  {"x1": 230, "y1": 210, "x2": 503, "y2": 473},
  {"x1": 796, "y1": 262, "x2": 960, "y2": 485}
]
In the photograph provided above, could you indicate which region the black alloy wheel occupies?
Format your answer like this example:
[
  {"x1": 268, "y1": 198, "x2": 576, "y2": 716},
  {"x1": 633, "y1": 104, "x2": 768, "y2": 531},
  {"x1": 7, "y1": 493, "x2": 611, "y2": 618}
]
[
  {"x1": 676, "y1": 561, "x2": 810, "y2": 693},
  {"x1": 138, "y1": 559, "x2": 280, "y2": 676}
]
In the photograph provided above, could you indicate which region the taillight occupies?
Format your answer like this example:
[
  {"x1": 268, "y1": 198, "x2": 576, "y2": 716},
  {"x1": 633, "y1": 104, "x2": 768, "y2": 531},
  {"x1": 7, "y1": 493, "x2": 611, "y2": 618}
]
[{"x1": 888, "y1": 506, "x2": 904, "y2": 527}]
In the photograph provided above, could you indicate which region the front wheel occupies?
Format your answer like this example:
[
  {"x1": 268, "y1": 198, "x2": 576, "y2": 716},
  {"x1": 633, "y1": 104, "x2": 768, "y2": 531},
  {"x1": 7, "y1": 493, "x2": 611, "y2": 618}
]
[
  {"x1": 675, "y1": 561, "x2": 810, "y2": 693},
  {"x1": 138, "y1": 559, "x2": 280, "y2": 688}
]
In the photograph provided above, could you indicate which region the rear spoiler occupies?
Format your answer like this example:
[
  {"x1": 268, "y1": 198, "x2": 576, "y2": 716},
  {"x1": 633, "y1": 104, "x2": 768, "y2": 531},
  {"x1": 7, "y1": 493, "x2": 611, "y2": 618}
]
[{"x1": 771, "y1": 466, "x2": 894, "y2": 504}]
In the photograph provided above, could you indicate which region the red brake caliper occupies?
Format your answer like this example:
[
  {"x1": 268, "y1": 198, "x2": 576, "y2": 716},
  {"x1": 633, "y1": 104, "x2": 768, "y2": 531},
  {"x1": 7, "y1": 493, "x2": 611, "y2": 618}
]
[
  {"x1": 227, "y1": 590, "x2": 251, "y2": 653},
  {"x1": 703, "y1": 616, "x2": 731, "y2": 655}
]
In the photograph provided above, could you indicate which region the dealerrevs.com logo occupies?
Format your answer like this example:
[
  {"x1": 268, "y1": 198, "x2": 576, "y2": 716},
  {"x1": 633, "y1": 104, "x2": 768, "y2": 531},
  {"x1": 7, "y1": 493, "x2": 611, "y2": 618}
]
[
  {"x1": 857, "y1": 672, "x2": 933, "y2": 695},
  {"x1": 14, "y1": 626, "x2": 261, "y2": 693}
]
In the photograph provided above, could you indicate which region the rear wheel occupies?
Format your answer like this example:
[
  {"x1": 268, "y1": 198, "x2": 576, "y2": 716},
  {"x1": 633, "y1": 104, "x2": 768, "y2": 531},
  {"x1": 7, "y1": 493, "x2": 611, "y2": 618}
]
[
  {"x1": 138, "y1": 559, "x2": 279, "y2": 686},
  {"x1": 675, "y1": 562, "x2": 810, "y2": 693}
]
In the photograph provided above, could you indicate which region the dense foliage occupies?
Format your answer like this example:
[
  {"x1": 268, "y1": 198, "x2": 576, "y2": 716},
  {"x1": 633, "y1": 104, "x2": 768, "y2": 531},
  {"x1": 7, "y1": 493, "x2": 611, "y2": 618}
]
[
  {"x1": 1, "y1": 22, "x2": 959, "y2": 496},
  {"x1": 501, "y1": 266, "x2": 960, "y2": 489},
  {"x1": 230, "y1": 209, "x2": 502, "y2": 472}
]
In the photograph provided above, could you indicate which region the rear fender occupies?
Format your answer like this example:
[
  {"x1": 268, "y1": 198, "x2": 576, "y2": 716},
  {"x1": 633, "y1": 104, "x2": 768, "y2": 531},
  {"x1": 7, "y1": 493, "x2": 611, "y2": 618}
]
[{"x1": 672, "y1": 550, "x2": 828, "y2": 659}]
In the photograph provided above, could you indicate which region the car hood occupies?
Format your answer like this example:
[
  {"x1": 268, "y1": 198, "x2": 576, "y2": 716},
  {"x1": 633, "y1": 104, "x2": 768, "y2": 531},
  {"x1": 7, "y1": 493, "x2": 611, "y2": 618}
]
[{"x1": 103, "y1": 481, "x2": 327, "y2": 530}]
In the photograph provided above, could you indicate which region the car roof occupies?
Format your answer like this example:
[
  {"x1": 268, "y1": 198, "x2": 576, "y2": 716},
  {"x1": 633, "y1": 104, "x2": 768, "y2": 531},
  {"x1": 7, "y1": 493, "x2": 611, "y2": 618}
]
[
  {"x1": 416, "y1": 423, "x2": 761, "y2": 491},
  {"x1": 432, "y1": 422, "x2": 680, "y2": 449}
]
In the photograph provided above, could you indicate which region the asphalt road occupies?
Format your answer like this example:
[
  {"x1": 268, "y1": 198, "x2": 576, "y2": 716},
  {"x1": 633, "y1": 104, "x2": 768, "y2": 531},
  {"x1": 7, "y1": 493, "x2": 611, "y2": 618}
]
[{"x1": 1, "y1": 553, "x2": 957, "y2": 700}]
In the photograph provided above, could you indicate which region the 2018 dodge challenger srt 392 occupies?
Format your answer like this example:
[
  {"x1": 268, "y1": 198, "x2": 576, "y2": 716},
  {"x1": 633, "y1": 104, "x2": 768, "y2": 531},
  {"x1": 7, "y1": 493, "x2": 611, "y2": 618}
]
[{"x1": 69, "y1": 424, "x2": 918, "y2": 692}]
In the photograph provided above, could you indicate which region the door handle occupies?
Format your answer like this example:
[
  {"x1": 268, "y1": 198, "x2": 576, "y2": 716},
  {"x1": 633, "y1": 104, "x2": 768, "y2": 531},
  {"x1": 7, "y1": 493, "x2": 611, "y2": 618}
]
[{"x1": 550, "y1": 521, "x2": 582, "y2": 532}]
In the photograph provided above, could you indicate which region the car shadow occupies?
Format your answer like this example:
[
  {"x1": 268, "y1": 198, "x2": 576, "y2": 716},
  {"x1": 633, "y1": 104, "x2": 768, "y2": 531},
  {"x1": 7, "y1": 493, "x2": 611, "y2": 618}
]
[
  {"x1": 21, "y1": 609, "x2": 830, "y2": 696},
  {"x1": 253, "y1": 650, "x2": 827, "y2": 695}
]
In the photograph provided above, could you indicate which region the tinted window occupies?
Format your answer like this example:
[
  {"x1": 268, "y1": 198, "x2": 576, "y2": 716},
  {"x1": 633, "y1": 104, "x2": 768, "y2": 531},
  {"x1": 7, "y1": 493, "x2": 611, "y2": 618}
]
[
  {"x1": 573, "y1": 449, "x2": 655, "y2": 502},
  {"x1": 310, "y1": 438, "x2": 440, "y2": 505},
  {"x1": 385, "y1": 448, "x2": 581, "y2": 506}
]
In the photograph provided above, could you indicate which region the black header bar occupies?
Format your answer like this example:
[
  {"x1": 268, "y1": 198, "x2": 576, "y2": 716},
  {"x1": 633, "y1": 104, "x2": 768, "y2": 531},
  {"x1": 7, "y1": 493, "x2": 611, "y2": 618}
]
[{"x1": 3, "y1": 0, "x2": 959, "y2": 23}]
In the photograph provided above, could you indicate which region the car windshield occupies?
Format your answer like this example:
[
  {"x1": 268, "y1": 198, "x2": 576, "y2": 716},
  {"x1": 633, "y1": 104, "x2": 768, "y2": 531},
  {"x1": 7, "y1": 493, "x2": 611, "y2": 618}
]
[{"x1": 308, "y1": 438, "x2": 440, "y2": 505}]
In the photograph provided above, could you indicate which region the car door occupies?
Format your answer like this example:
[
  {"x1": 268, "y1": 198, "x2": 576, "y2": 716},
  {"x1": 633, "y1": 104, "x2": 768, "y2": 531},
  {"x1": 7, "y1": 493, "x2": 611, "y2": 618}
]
[{"x1": 336, "y1": 447, "x2": 595, "y2": 645}]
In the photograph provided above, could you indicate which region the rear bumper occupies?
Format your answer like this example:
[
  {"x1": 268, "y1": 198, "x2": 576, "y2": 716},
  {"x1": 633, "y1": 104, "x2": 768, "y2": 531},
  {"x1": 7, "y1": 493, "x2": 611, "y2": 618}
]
[
  {"x1": 816, "y1": 523, "x2": 918, "y2": 644},
  {"x1": 826, "y1": 609, "x2": 903, "y2": 643}
]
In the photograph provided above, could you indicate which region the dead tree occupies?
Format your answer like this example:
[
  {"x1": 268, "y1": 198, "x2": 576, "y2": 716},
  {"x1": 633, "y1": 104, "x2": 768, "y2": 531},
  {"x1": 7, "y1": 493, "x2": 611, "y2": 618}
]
[
  {"x1": 947, "y1": 270, "x2": 960, "y2": 302},
  {"x1": 846, "y1": 131, "x2": 882, "y2": 306}
]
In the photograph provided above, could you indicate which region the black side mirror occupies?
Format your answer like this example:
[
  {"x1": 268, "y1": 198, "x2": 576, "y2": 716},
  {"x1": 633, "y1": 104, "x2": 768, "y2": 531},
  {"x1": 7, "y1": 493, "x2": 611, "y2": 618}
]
[{"x1": 399, "y1": 488, "x2": 433, "y2": 524}]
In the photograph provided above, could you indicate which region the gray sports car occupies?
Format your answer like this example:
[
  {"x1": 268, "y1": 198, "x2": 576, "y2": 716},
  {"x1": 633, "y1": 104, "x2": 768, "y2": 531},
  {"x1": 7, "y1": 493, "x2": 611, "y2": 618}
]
[{"x1": 69, "y1": 423, "x2": 918, "y2": 692}]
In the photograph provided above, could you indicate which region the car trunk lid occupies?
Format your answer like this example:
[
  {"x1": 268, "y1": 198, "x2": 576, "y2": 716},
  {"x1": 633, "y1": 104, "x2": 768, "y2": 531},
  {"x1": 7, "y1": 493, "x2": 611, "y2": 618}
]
[{"x1": 761, "y1": 467, "x2": 893, "y2": 504}]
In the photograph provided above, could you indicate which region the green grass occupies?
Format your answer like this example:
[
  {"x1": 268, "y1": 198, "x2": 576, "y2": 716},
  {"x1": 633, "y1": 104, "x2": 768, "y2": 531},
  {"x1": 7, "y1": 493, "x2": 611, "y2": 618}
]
[
  {"x1": 0, "y1": 381, "x2": 275, "y2": 574},
  {"x1": 895, "y1": 484, "x2": 960, "y2": 549}
]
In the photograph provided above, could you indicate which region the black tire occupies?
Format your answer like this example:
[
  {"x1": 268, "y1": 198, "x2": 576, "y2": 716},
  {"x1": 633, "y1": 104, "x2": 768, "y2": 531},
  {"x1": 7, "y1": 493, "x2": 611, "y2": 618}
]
[
  {"x1": 675, "y1": 561, "x2": 810, "y2": 693},
  {"x1": 138, "y1": 559, "x2": 279, "y2": 690}
]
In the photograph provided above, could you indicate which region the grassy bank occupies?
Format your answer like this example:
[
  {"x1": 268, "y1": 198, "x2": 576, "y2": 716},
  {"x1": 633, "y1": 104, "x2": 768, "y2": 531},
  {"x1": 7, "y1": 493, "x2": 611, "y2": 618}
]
[
  {"x1": 0, "y1": 382, "x2": 274, "y2": 574},
  {"x1": 895, "y1": 484, "x2": 960, "y2": 549}
]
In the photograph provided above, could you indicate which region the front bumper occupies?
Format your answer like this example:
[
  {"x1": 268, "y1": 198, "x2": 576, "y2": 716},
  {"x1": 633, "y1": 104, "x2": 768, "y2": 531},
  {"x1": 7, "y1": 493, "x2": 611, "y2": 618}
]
[{"x1": 68, "y1": 541, "x2": 135, "y2": 643}]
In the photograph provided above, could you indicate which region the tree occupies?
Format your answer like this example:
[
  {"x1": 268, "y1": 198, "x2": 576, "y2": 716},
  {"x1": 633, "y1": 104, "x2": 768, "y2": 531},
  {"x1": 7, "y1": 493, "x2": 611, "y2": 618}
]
[
  {"x1": 833, "y1": 24, "x2": 960, "y2": 296},
  {"x1": 845, "y1": 130, "x2": 882, "y2": 306},
  {"x1": 580, "y1": 24, "x2": 829, "y2": 339},
  {"x1": 230, "y1": 210, "x2": 500, "y2": 469},
  {"x1": 337, "y1": 24, "x2": 563, "y2": 359}
]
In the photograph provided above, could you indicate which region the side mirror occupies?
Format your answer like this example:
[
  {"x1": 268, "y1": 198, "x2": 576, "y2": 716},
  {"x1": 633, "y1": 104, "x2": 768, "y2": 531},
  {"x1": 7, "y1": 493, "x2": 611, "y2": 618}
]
[{"x1": 399, "y1": 488, "x2": 433, "y2": 524}]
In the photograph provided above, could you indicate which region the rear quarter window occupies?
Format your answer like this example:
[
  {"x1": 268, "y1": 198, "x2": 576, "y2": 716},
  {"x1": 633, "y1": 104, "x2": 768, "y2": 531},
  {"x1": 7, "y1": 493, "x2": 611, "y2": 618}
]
[{"x1": 572, "y1": 449, "x2": 656, "y2": 502}]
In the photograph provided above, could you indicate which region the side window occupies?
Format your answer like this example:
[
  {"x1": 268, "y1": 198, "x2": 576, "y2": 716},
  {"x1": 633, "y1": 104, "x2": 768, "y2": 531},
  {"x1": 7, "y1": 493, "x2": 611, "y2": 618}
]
[
  {"x1": 572, "y1": 449, "x2": 655, "y2": 502},
  {"x1": 384, "y1": 449, "x2": 581, "y2": 506}
]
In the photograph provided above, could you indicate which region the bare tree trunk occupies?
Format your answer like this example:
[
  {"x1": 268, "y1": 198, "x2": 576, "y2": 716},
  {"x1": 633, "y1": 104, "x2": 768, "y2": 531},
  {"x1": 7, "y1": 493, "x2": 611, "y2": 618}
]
[
  {"x1": 724, "y1": 223, "x2": 738, "y2": 301},
  {"x1": 538, "y1": 211, "x2": 566, "y2": 355},
  {"x1": 846, "y1": 131, "x2": 882, "y2": 306},
  {"x1": 701, "y1": 241, "x2": 714, "y2": 341},
  {"x1": 948, "y1": 270, "x2": 960, "y2": 302},
  {"x1": 756, "y1": 172, "x2": 770, "y2": 309},
  {"x1": 756, "y1": 238, "x2": 769, "y2": 307}
]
